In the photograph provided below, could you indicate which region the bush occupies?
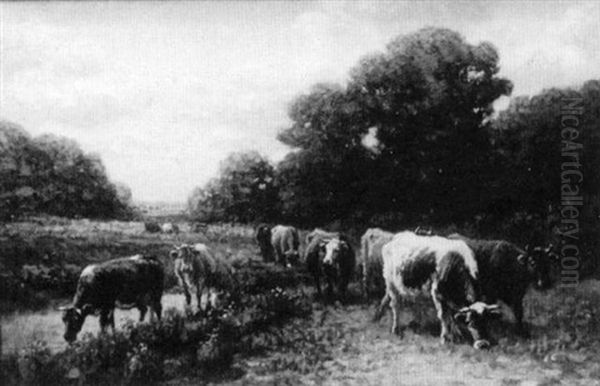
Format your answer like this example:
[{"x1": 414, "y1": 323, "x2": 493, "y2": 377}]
[{"x1": 0, "y1": 285, "x2": 314, "y2": 384}]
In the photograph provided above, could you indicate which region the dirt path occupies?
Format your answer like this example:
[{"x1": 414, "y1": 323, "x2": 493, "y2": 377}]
[{"x1": 229, "y1": 304, "x2": 600, "y2": 386}]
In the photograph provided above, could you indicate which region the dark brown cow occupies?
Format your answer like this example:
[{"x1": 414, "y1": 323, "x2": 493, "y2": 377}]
[
  {"x1": 60, "y1": 255, "x2": 164, "y2": 343},
  {"x1": 448, "y1": 233, "x2": 556, "y2": 336},
  {"x1": 305, "y1": 230, "x2": 355, "y2": 300}
]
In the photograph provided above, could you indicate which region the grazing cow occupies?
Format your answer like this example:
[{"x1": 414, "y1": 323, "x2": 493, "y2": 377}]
[
  {"x1": 305, "y1": 230, "x2": 355, "y2": 299},
  {"x1": 448, "y1": 234, "x2": 556, "y2": 336},
  {"x1": 359, "y1": 228, "x2": 394, "y2": 298},
  {"x1": 161, "y1": 222, "x2": 180, "y2": 234},
  {"x1": 170, "y1": 243, "x2": 237, "y2": 312},
  {"x1": 255, "y1": 223, "x2": 274, "y2": 262},
  {"x1": 60, "y1": 255, "x2": 164, "y2": 343},
  {"x1": 375, "y1": 232, "x2": 500, "y2": 349},
  {"x1": 270, "y1": 225, "x2": 301, "y2": 267}
]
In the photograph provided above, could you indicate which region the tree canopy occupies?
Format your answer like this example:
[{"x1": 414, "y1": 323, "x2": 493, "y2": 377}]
[{"x1": 0, "y1": 121, "x2": 132, "y2": 220}]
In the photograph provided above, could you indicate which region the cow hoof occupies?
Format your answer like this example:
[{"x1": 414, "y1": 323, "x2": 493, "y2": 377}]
[
  {"x1": 392, "y1": 327, "x2": 404, "y2": 337},
  {"x1": 473, "y1": 340, "x2": 491, "y2": 350}
]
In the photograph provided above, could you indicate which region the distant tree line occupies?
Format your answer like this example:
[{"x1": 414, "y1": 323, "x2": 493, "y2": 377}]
[
  {"x1": 188, "y1": 28, "x2": 599, "y2": 245},
  {"x1": 0, "y1": 121, "x2": 132, "y2": 220}
]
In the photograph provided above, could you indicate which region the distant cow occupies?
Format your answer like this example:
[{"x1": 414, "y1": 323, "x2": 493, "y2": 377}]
[
  {"x1": 448, "y1": 234, "x2": 556, "y2": 336},
  {"x1": 270, "y1": 225, "x2": 300, "y2": 267},
  {"x1": 305, "y1": 230, "x2": 355, "y2": 299},
  {"x1": 161, "y1": 222, "x2": 180, "y2": 234},
  {"x1": 255, "y1": 223, "x2": 274, "y2": 262},
  {"x1": 359, "y1": 228, "x2": 394, "y2": 299},
  {"x1": 375, "y1": 232, "x2": 500, "y2": 349},
  {"x1": 170, "y1": 243, "x2": 237, "y2": 312},
  {"x1": 144, "y1": 221, "x2": 161, "y2": 233},
  {"x1": 60, "y1": 255, "x2": 164, "y2": 343}
]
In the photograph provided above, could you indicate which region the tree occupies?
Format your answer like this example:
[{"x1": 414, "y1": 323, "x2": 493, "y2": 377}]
[
  {"x1": 276, "y1": 28, "x2": 513, "y2": 226},
  {"x1": 0, "y1": 121, "x2": 131, "y2": 219},
  {"x1": 188, "y1": 151, "x2": 279, "y2": 223}
]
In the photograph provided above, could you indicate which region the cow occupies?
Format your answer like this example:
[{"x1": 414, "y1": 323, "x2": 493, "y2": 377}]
[
  {"x1": 270, "y1": 225, "x2": 301, "y2": 267},
  {"x1": 359, "y1": 228, "x2": 394, "y2": 299},
  {"x1": 144, "y1": 221, "x2": 161, "y2": 233},
  {"x1": 374, "y1": 231, "x2": 501, "y2": 349},
  {"x1": 305, "y1": 228, "x2": 337, "y2": 246},
  {"x1": 305, "y1": 230, "x2": 355, "y2": 300},
  {"x1": 170, "y1": 243, "x2": 237, "y2": 313},
  {"x1": 255, "y1": 223, "x2": 274, "y2": 262},
  {"x1": 161, "y1": 222, "x2": 180, "y2": 234},
  {"x1": 60, "y1": 255, "x2": 164, "y2": 343},
  {"x1": 448, "y1": 234, "x2": 556, "y2": 337}
]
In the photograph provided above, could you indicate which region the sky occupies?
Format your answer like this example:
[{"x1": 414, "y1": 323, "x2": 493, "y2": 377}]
[{"x1": 1, "y1": 1, "x2": 599, "y2": 203}]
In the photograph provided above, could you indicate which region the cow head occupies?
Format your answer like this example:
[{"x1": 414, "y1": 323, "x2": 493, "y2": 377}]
[
  {"x1": 454, "y1": 302, "x2": 502, "y2": 349},
  {"x1": 518, "y1": 244, "x2": 556, "y2": 290},
  {"x1": 284, "y1": 250, "x2": 300, "y2": 267},
  {"x1": 59, "y1": 304, "x2": 93, "y2": 343},
  {"x1": 322, "y1": 238, "x2": 349, "y2": 267}
]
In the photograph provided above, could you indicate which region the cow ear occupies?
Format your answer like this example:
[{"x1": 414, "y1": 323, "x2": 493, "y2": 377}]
[{"x1": 517, "y1": 253, "x2": 527, "y2": 265}]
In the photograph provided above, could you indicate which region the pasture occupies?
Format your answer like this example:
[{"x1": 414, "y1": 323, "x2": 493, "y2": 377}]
[{"x1": 1, "y1": 219, "x2": 600, "y2": 385}]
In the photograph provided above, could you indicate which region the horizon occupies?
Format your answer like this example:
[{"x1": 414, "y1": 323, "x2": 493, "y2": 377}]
[{"x1": 1, "y1": 1, "x2": 599, "y2": 203}]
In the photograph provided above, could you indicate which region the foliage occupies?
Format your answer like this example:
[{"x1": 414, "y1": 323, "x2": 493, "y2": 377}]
[
  {"x1": 188, "y1": 151, "x2": 279, "y2": 223},
  {"x1": 275, "y1": 27, "x2": 512, "y2": 226},
  {"x1": 0, "y1": 282, "x2": 312, "y2": 385},
  {"x1": 0, "y1": 121, "x2": 132, "y2": 220}
]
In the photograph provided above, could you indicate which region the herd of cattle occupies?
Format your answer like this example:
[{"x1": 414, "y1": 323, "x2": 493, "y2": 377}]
[{"x1": 59, "y1": 223, "x2": 558, "y2": 350}]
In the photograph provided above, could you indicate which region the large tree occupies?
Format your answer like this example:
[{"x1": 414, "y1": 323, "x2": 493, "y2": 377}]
[
  {"x1": 277, "y1": 28, "x2": 513, "y2": 225},
  {"x1": 0, "y1": 121, "x2": 131, "y2": 219}
]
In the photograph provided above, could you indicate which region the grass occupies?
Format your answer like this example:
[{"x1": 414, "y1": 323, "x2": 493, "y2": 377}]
[{"x1": 2, "y1": 218, "x2": 600, "y2": 385}]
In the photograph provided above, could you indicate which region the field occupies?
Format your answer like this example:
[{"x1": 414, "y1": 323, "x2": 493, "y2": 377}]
[{"x1": 2, "y1": 219, "x2": 600, "y2": 385}]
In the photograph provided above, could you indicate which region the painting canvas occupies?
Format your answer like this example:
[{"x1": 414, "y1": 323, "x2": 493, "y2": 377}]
[{"x1": 1, "y1": 1, "x2": 599, "y2": 384}]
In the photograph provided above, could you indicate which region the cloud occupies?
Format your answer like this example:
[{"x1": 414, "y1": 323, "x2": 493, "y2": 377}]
[{"x1": 1, "y1": 1, "x2": 598, "y2": 201}]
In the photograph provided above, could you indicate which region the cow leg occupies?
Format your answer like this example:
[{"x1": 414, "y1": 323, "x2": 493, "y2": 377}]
[
  {"x1": 179, "y1": 276, "x2": 192, "y2": 306},
  {"x1": 99, "y1": 309, "x2": 112, "y2": 334},
  {"x1": 314, "y1": 274, "x2": 322, "y2": 299},
  {"x1": 373, "y1": 292, "x2": 390, "y2": 322},
  {"x1": 431, "y1": 284, "x2": 451, "y2": 344},
  {"x1": 138, "y1": 304, "x2": 148, "y2": 322},
  {"x1": 512, "y1": 301, "x2": 529, "y2": 337},
  {"x1": 325, "y1": 274, "x2": 335, "y2": 299},
  {"x1": 197, "y1": 279, "x2": 206, "y2": 313},
  {"x1": 361, "y1": 264, "x2": 369, "y2": 301},
  {"x1": 152, "y1": 296, "x2": 162, "y2": 321},
  {"x1": 389, "y1": 292, "x2": 403, "y2": 337},
  {"x1": 337, "y1": 273, "x2": 349, "y2": 302}
]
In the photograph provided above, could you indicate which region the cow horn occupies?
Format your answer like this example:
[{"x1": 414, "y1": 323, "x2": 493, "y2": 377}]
[
  {"x1": 457, "y1": 306, "x2": 470, "y2": 314},
  {"x1": 57, "y1": 305, "x2": 70, "y2": 311}
]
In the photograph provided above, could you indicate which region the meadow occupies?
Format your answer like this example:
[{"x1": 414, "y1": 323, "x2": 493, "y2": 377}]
[{"x1": 1, "y1": 218, "x2": 600, "y2": 385}]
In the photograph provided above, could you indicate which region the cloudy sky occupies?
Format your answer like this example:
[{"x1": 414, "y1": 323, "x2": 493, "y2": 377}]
[{"x1": 1, "y1": 1, "x2": 598, "y2": 202}]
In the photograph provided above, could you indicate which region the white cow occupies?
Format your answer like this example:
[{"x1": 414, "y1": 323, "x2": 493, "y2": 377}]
[
  {"x1": 170, "y1": 243, "x2": 236, "y2": 312},
  {"x1": 374, "y1": 231, "x2": 500, "y2": 349}
]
